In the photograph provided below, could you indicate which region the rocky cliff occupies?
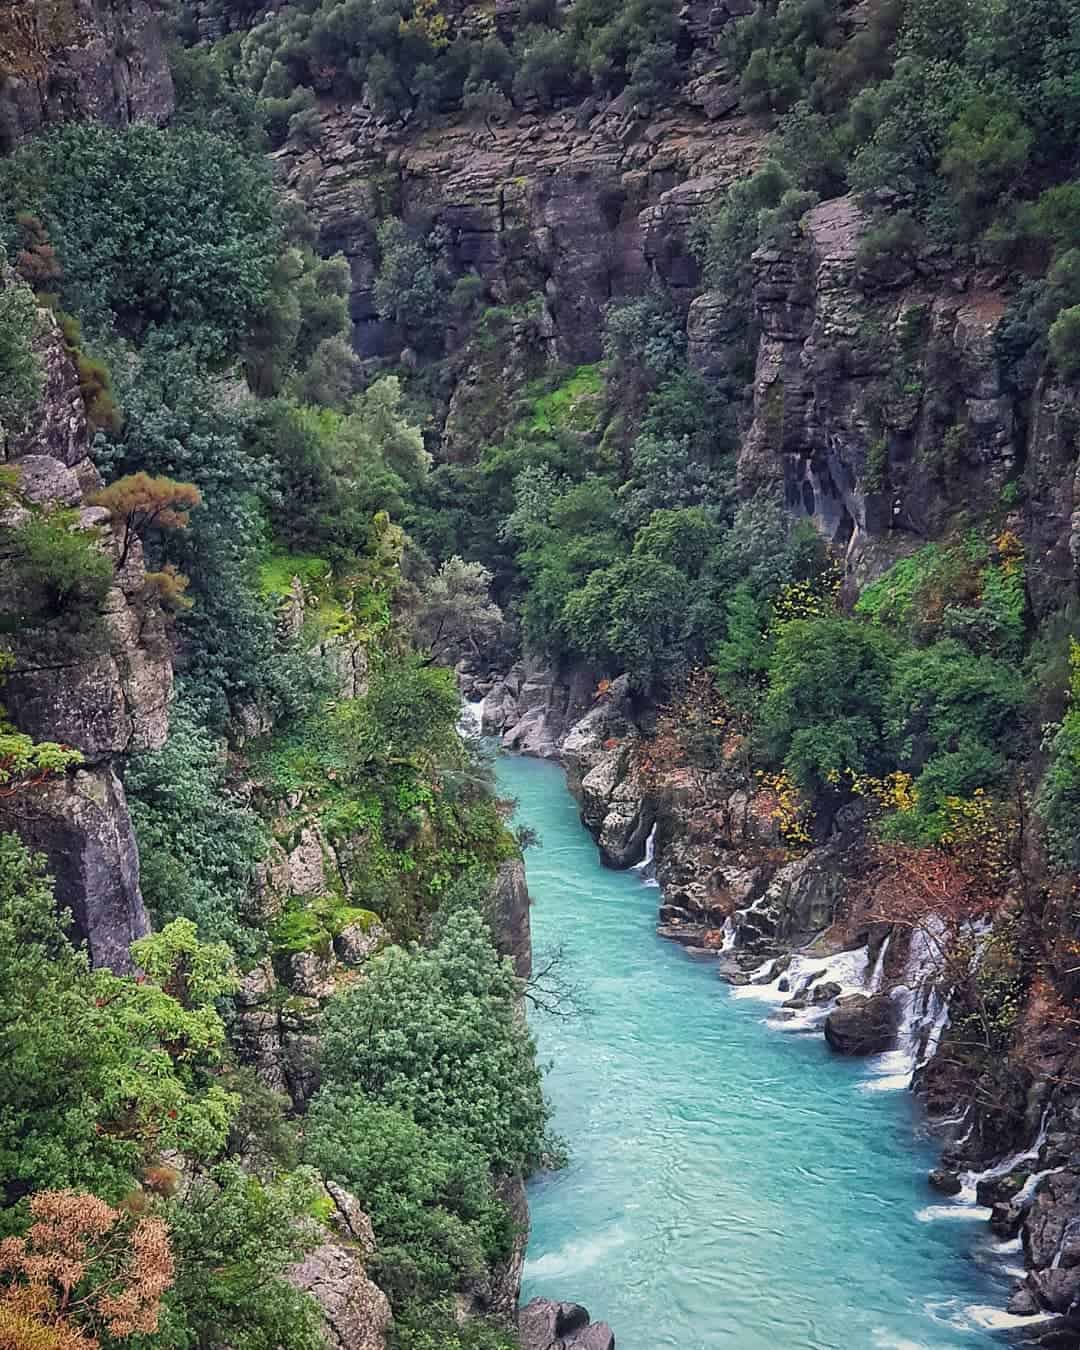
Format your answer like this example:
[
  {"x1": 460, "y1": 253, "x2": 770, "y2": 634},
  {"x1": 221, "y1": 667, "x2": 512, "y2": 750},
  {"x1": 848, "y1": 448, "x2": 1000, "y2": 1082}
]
[
  {"x1": 278, "y1": 96, "x2": 763, "y2": 365},
  {"x1": 0, "y1": 0, "x2": 173, "y2": 149},
  {"x1": 0, "y1": 286, "x2": 172, "y2": 972}
]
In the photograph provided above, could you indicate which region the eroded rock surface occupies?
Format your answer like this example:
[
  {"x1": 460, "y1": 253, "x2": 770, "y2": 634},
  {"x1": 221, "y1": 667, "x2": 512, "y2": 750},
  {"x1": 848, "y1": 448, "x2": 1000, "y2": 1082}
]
[{"x1": 0, "y1": 0, "x2": 173, "y2": 147}]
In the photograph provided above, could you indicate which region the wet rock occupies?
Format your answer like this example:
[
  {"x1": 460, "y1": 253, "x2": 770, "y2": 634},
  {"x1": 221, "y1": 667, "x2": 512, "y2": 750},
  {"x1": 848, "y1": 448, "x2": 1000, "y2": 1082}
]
[
  {"x1": 811, "y1": 980, "x2": 842, "y2": 1005},
  {"x1": 928, "y1": 1169, "x2": 963, "y2": 1196},
  {"x1": 518, "y1": 1298, "x2": 614, "y2": 1350},
  {"x1": 1030, "y1": 1266, "x2": 1080, "y2": 1315},
  {"x1": 824, "y1": 993, "x2": 898, "y2": 1056},
  {"x1": 519, "y1": 1299, "x2": 590, "y2": 1348},
  {"x1": 657, "y1": 923, "x2": 708, "y2": 947},
  {"x1": 1024, "y1": 1170, "x2": 1080, "y2": 1269},
  {"x1": 976, "y1": 1172, "x2": 1027, "y2": 1208},
  {"x1": 1007, "y1": 1283, "x2": 1041, "y2": 1316},
  {"x1": 990, "y1": 1196, "x2": 1030, "y2": 1238}
]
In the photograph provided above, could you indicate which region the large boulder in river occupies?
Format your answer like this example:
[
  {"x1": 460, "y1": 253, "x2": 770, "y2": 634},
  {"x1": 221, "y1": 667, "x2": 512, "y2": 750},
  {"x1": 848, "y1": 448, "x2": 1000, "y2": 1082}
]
[
  {"x1": 824, "y1": 993, "x2": 898, "y2": 1055},
  {"x1": 519, "y1": 1298, "x2": 615, "y2": 1350}
]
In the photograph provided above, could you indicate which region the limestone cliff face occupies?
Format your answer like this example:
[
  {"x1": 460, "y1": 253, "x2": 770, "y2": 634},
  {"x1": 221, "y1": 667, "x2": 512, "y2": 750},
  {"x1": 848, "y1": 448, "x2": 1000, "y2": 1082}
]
[
  {"x1": 0, "y1": 0, "x2": 173, "y2": 149},
  {"x1": 0, "y1": 296, "x2": 173, "y2": 971},
  {"x1": 280, "y1": 98, "x2": 763, "y2": 364},
  {"x1": 725, "y1": 196, "x2": 1017, "y2": 575}
]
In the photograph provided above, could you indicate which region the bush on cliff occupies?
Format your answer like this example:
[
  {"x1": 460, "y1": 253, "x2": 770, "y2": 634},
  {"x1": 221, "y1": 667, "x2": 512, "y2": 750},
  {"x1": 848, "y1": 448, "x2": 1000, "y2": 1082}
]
[
  {"x1": 318, "y1": 908, "x2": 551, "y2": 1172},
  {"x1": 305, "y1": 1094, "x2": 510, "y2": 1302},
  {"x1": 0, "y1": 274, "x2": 41, "y2": 435},
  {"x1": 0, "y1": 840, "x2": 239, "y2": 1208}
]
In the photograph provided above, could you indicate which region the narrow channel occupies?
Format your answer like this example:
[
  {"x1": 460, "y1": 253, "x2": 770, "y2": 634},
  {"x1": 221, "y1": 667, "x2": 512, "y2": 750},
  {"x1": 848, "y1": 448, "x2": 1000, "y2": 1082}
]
[{"x1": 499, "y1": 753, "x2": 1022, "y2": 1350}]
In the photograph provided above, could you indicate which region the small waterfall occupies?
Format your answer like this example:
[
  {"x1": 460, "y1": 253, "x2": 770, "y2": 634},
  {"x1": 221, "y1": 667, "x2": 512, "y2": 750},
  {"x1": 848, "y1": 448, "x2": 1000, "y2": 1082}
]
[
  {"x1": 458, "y1": 695, "x2": 486, "y2": 737},
  {"x1": 953, "y1": 1106, "x2": 1052, "y2": 1205},
  {"x1": 731, "y1": 945, "x2": 871, "y2": 1033},
  {"x1": 862, "y1": 920, "x2": 948, "y2": 1094},
  {"x1": 868, "y1": 933, "x2": 891, "y2": 992},
  {"x1": 632, "y1": 823, "x2": 657, "y2": 871}
]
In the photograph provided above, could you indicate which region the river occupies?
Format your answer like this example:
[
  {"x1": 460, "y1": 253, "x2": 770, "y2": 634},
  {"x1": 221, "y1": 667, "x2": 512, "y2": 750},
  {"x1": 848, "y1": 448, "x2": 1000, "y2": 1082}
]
[{"x1": 497, "y1": 753, "x2": 1028, "y2": 1350}]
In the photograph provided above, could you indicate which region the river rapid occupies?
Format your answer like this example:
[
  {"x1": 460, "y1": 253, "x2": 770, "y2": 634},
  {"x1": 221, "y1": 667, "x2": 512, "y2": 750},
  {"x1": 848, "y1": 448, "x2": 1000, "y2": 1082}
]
[{"x1": 497, "y1": 753, "x2": 1032, "y2": 1350}]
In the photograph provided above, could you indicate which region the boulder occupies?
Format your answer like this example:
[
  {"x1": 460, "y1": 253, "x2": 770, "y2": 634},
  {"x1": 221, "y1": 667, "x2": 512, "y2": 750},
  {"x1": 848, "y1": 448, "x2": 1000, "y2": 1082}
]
[
  {"x1": 334, "y1": 921, "x2": 385, "y2": 967},
  {"x1": 824, "y1": 993, "x2": 898, "y2": 1056},
  {"x1": 519, "y1": 1299, "x2": 614, "y2": 1350},
  {"x1": 928, "y1": 1169, "x2": 963, "y2": 1197}
]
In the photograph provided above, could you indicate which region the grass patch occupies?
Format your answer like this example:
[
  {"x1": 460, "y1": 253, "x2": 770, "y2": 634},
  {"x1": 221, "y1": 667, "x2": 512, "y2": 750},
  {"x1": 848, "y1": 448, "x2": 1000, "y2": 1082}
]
[{"x1": 528, "y1": 364, "x2": 603, "y2": 436}]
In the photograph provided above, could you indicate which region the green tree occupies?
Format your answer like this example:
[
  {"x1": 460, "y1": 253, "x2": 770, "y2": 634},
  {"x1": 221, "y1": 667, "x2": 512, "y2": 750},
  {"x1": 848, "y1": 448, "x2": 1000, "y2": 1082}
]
[
  {"x1": 305, "y1": 1094, "x2": 509, "y2": 1303},
  {"x1": 561, "y1": 552, "x2": 691, "y2": 691},
  {"x1": 761, "y1": 617, "x2": 898, "y2": 795},
  {"x1": 127, "y1": 706, "x2": 270, "y2": 960},
  {"x1": 0, "y1": 124, "x2": 280, "y2": 359},
  {"x1": 318, "y1": 908, "x2": 550, "y2": 1172},
  {"x1": 155, "y1": 1163, "x2": 324, "y2": 1350},
  {"x1": 0, "y1": 274, "x2": 42, "y2": 436},
  {"x1": 0, "y1": 842, "x2": 238, "y2": 1207}
]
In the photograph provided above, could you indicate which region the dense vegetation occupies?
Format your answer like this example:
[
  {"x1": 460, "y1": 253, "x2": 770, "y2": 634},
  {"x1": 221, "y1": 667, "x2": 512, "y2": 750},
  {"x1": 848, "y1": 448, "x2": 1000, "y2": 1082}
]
[
  {"x1": 4, "y1": 0, "x2": 1080, "y2": 1343},
  {"x1": 0, "y1": 84, "x2": 542, "y2": 1350},
  {"x1": 172, "y1": 0, "x2": 683, "y2": 139}
]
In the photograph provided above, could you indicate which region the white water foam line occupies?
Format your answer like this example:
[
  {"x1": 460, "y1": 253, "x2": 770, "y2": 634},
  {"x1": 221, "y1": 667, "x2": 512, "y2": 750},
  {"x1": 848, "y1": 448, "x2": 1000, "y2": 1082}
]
[
  {"x1": 917, "y1": 1109, "x2": 1055, "y2": 1226},
  {"x1": 731, "y1": 946, "x2": 872, "y2": 1032}
]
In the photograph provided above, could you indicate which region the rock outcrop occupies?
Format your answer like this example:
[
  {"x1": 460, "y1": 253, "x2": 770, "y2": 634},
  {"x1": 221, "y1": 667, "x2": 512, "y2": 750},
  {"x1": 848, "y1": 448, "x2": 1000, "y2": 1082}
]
[
  {"x1": 279, "y1": 100, "x2": 763, "y2": 364},
  {"x1": 0, "y1": 294, "x2": 172, "y2": 972},
  {"x1": 733, "y1": 195, "x2": 1026, "y2": 583},
  {"x1": 287, "y1": 1242, "x2": 391, "y2": 1350},
  {"x1": 0, "y1": 0, "x2": 173, "y2": 149},
  {"x1": 824, "y1": 993, "x2": 899, "y2": 1056},
  {"x1": 519, "y1": 1298, "x2": 615, "y2": 1350},
  {"x1": 479, "y1": 657, "x2": 600, "y2": 760}
]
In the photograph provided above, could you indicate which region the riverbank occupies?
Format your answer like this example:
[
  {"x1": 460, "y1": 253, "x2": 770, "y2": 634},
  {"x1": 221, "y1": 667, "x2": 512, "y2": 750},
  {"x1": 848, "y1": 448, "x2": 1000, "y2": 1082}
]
[{"x1": 502, "y1": 753, "x2": 1034, "y2": 1349}]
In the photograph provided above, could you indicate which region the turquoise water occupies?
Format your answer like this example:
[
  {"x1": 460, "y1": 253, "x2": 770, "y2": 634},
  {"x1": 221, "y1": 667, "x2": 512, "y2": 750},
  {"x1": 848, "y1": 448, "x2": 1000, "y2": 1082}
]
[{"x1": 499, "y1": 754, "x2": 1022, "y2": 1350}]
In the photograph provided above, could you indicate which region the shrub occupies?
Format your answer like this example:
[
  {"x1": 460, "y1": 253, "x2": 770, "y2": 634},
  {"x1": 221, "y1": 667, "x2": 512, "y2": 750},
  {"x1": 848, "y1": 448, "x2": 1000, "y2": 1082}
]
[
  {"x1": 305, "y1": 1094, "x2": 510, "y2": 1303},
  {"x1": 0, "y1": 275, "x2": 41, "y2": 435},
  {"x1": 373, "y1": 218, "x2": 449, "y2": 351},
  {"x1": 761, "y1": 617, "x2": 899, "y2": 796},
  {"x1": 318, "y1": 908, "x2": 550, "y2": 1172},
  {"x1": 1049, "y1": 304, "x2": 1080, "y2": 379},
  {"x1": 155, "y1": 1164, "x2": 324, "y2": 1350},
  {"x1": 0, "y1": 844, "x2": 239, "y2": 1201},
  {"x1": 126, "y1": 700, "x2": 270, "y2": 960}
]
